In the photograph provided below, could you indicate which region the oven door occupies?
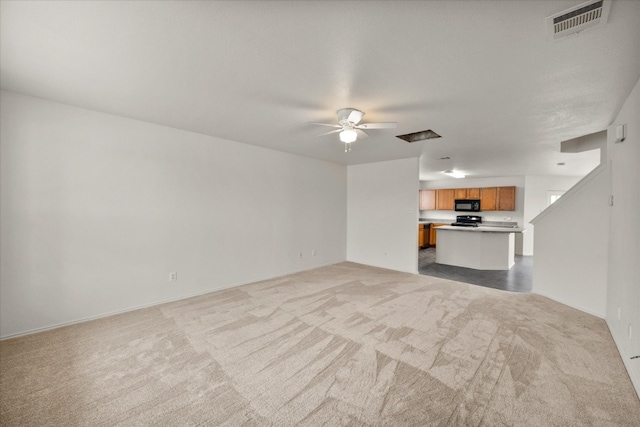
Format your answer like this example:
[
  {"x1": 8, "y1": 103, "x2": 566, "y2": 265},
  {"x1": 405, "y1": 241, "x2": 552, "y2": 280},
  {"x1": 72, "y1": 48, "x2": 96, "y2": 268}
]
[{"x1": 454, "y1": 199, "x2": 481, "y2": 212}]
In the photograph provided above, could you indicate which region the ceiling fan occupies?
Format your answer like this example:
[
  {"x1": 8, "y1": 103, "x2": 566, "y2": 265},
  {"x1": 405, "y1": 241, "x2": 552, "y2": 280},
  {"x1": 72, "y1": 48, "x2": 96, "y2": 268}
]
[{"x1": 307, "y1": 108, "x2": 397, "y2": 152}]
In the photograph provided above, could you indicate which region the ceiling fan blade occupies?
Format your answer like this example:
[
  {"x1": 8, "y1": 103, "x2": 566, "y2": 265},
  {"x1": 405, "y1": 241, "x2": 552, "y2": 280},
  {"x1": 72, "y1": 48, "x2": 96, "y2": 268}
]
[
  {"x1": 337, "y1": 108, "x2": 364, "y2": 124},
  {"x1": 356, "y1": 129, "x2": 369, "y2": 138},
  {"x1": 306, "y1": 122, "x2": 341, "y2": 128},
  {"x1": 317, "y1": 128, "x2": 343, "y2": 137},
  {"x1": 356, "y1": 122, "x2": 397, "y2": 129},
  {"x1": 347, "y1": 109, "x2": 364, "y2": 124}
]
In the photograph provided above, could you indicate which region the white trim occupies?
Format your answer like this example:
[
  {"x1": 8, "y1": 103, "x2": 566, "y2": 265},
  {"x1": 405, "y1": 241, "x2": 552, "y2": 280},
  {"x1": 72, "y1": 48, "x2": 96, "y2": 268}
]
[
  {"x1": 531, "y1": 162, "x2": 607, "y2": 225},
  {"x1": 531, "y1": 290, "x2": 605, "y2": 319},
  {"x1": 606, "y1": 319, "x2": 640, "y2": 399},
  {"x1": 0, "y1": 261, "x2": 342, "y2": 341}
]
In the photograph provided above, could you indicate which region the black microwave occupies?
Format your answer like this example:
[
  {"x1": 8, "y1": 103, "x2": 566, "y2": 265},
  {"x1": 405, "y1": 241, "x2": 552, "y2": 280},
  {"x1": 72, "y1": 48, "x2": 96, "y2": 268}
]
[{"x1": 454, "y1": 199, "x2": 481, "y2": 212}]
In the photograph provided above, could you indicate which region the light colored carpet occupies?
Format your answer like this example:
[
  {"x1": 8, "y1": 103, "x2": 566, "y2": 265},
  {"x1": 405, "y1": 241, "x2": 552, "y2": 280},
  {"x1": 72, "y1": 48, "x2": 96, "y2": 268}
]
[{"x1": 1, "y1": 262, "x2": 639, "y2": 426}]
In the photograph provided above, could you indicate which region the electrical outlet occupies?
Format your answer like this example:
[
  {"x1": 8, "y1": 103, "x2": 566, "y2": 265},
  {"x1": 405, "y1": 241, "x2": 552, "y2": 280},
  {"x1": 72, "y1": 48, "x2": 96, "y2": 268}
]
[
  {"x1": 618, "y1": 307, "x2": 621, "y2": 321},
  {"x1": 169, "y1": 272, "x2": 177, "y2": 282},
  {"x1": 311, "y1": 249, "x2": 316, "y2": 256},
  {"x1": 298, "y1": 252, "x2": 303, "y2": 259}
]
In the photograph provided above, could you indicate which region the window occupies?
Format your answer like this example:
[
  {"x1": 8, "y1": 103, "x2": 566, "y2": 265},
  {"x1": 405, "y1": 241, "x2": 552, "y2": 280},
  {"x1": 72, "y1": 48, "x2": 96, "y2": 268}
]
[{"x1": 548, "y1": 190, "x2": 565, "y2": 206}]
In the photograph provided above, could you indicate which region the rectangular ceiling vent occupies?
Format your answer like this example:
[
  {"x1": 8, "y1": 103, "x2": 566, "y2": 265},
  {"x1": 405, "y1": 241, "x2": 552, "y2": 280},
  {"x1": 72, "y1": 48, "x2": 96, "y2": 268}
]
[
  {"x1": 546, "y1": 0, "x2": 611, "y2": 40},
  {"x1": 396, "y1": 129, "x2": 441, "y2": 143}
]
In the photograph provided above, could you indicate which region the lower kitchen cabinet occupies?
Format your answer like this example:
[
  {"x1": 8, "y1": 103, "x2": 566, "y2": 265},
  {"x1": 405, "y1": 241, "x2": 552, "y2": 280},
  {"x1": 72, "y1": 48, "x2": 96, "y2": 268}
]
[{"x1": 418, "y1": 224, "x2": 429, "y2": 248}]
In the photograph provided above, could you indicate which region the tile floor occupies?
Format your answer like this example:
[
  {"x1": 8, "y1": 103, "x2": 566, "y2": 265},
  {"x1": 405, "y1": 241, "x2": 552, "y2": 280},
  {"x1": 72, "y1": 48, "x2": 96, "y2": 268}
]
[{"x1": 419, "y1": 247, "x2": 532, "y2": 293}]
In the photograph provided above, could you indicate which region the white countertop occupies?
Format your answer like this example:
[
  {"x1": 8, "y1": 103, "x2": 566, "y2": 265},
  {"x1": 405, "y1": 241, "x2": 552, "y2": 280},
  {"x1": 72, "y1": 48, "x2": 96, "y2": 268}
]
[
  {"x1": 435, "y1": 225, "x2": 525, "y2": 233},
  {"x1": 418, "y1": 219, "x2": 451, "y2": 225}
]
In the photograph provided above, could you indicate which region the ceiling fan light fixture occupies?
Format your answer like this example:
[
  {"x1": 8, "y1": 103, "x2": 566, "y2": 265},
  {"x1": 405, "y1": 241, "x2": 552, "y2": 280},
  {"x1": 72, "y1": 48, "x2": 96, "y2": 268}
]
[
  {"x1": 308, "y1": 108, "x2": 396, "y2": 152},
  {"x1": 339, "y1": 128, "x2": 357, "y2": 143},
  {"x1": 443, "y1": 170, "x2": 465, "y2": 178}
]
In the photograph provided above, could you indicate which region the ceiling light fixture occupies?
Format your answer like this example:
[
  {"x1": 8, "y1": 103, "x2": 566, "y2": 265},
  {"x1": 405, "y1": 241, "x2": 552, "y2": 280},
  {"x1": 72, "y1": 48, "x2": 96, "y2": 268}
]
[
  {"x1": 339, "y1": 128, "x2": 357, "y2": 143},
  {"x1": 443, "y1": 170, "x2": 466, "y2": 178},
  {"x1": 340, "y1": 129, "x2": 357, "y2": 152},
  {"x1": 308, "y1": 108, "x2": 396, "y2": 153}
]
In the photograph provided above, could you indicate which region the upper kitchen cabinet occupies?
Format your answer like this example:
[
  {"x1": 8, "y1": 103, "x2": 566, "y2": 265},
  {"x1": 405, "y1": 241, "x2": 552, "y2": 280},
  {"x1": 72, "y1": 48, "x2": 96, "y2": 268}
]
[
  {"x1": 454, "y1": 188, "x2": 467, "y2": 200},
  {"x1": 481, "y1": 186, "x2": 516, "y2": 211},
  {"x1": 467, "y1": 188, "x2": 480, "y2": 199},
  {"x1": 419, "y1": 190, "x2": 436, "y2": 210},
  {"x1": 418, "y1": 186, "x2": 515, "y2": 211},
  {"x1": 496, "y1": 186, "x2": 516, "y2": 211},
  {"x1": 480, "y1": 187, "x2": 497, "y2": 211},
  {"x1": 437, "y1": 189, "x2": 455, "y2": 210}
]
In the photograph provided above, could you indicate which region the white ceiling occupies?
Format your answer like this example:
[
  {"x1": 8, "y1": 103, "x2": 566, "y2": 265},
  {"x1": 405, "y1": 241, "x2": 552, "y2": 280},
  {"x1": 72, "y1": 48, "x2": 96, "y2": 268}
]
[{"x1": 2, "y1": 1, "x2": 639, "y2": 181}]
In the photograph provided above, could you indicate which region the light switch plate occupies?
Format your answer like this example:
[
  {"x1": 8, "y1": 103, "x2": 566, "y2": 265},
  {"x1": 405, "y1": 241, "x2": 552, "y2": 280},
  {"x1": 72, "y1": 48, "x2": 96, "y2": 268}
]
[{"x1": 615, "y1": 124, "x2": 626, "y2": 143}]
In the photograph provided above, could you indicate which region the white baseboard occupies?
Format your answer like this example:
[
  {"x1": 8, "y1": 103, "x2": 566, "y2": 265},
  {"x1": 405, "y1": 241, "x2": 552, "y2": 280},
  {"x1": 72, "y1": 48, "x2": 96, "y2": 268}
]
[
  {"x1": 0, "y1": 260, "x2": 344, "y2": 340},
  {"x1": 606, "y1": 318, "x2": 640, "y2": 399},
  {"x1": 531, "y1": 290, "x2": 605, "y2": 319}
]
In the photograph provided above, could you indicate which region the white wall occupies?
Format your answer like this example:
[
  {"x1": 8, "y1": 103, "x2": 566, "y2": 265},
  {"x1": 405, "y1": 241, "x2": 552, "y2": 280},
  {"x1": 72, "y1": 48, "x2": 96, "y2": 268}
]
[
  {"x1": 347, "y1": 158, "x2": 419, "y2": 274},
  {"x1": 420, "y1": 176, "x2": 525, "y2": 254},
  {"x1": 606, "y1": 78, "x2": 640, "y2": 393},
  {"x1": 531, "y1": 164, "x2": 609, "y2": 318},
  {"x1": 0, "y1": 91, "x2": 347, "y2": 338},
  {"x1": 522, "y1": 175, "x2": 582, "y2": 256}
]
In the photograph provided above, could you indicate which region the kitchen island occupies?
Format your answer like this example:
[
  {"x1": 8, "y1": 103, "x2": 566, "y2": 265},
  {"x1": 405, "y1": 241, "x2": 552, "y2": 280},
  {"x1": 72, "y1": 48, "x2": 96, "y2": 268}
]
[{"x1": 434, "y1": 225, "x2": 525, "y2": 270}]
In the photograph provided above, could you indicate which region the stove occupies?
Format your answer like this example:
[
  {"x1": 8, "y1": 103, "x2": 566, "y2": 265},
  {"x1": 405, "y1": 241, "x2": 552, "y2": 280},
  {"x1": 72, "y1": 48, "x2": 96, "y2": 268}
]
[{"x1": 451, "y1": 215, "x2": 482, "y2": 227}]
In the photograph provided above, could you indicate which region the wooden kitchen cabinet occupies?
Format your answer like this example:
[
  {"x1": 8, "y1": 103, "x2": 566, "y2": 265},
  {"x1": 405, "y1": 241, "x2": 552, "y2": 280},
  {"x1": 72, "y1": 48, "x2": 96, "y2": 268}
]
[
  {"x1": 467, "y1": 188, "x2": 481, "y2": 199},
  {"x1": 481, "y1": 186, "x2": 515, "y2": 211},
  {"x1": 480, "y1": 187, "x2": 497, "y2": 211},
  {"x1": 454, "y1": 188, "x2": 467, "y2": 200},
  {"x1": 418, "y1": 224, "x2": 429, "y2": 248},
  {"x1": 419, "y1": 190, "x2": 436, "y2": 210},
  {"x1": 436, "y1": 189, "x2": 455, "y2": 210},
  {"x1": 419, "y1": 186, "x2": 515, "y2": 211},
  {"x1": 496, "y1": 186, "x2": 516, "y2": 211}
]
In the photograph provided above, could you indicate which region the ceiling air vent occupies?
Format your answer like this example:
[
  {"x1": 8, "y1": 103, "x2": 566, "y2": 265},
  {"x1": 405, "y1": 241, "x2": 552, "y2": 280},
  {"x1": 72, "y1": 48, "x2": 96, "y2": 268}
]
[
  {"x1": 396, "y1": 129, "x2": 441, "y2": 143},
  {"x1": 546, "y1": 0, "x2": 611, "y2": 40}
]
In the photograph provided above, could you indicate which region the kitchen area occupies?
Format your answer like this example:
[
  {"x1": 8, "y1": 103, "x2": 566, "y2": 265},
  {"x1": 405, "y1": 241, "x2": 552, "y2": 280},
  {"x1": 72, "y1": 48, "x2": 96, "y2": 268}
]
[{"x1": 417, "y1": 184, "x2": 530, "y2": 292}]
